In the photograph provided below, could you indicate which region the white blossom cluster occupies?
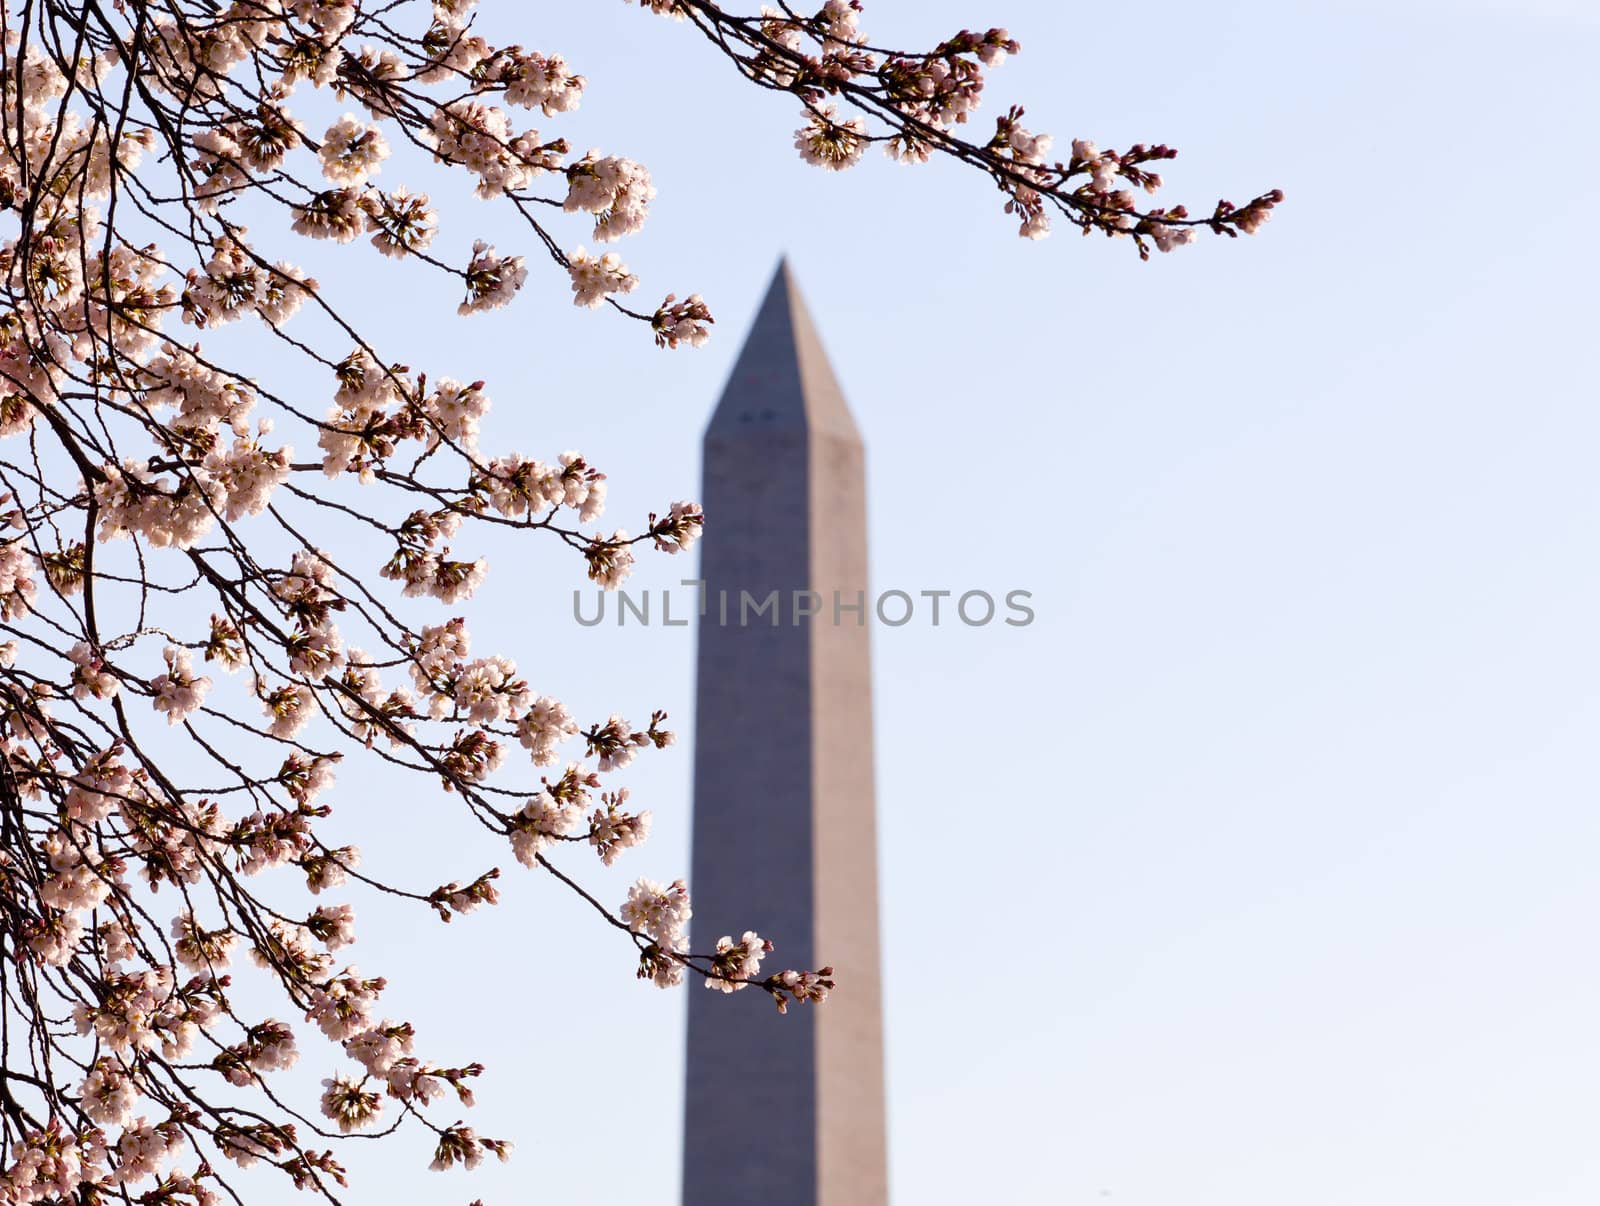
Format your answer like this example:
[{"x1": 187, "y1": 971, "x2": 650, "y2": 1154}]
[{"x1": 622, "y1": 876, "x2": 694, "y2": 986}]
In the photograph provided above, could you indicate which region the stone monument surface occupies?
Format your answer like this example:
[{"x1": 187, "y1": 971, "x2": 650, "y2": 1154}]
[{"x1": 683, "y1": 262, "x2": 887, "y2": 1206}]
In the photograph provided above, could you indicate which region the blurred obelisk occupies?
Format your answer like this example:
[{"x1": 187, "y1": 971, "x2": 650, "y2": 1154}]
[{"x1": 683, "y1": 261, "x2": 887, "y2": 1206}]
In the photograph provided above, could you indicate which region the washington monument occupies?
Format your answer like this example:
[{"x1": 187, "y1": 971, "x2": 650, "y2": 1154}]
[{"x1": 683, "y1": 262, "x2": 888, "y2": 1206}]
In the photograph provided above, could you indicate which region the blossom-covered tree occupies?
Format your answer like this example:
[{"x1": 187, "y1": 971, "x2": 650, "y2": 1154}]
[{"x1": 0, "y1": 0, "x2": 1279, "y2": 1200}]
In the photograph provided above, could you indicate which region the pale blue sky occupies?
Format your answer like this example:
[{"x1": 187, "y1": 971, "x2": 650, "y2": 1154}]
[{"x1": 232, "y1": 2, "x2": 1600, "y2": 1202}]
